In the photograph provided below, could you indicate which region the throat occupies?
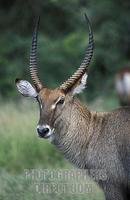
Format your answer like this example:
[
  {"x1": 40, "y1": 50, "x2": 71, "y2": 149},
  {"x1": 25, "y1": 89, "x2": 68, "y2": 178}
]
[{"x1": 53, "y1": 98, "x2": 92, "y2": 168}]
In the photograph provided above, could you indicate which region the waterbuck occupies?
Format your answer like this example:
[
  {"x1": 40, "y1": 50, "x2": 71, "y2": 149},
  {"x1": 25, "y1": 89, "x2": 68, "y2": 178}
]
[
  {"x1": 15, "y1": 14, "x2": 130, "y2": 200},
  {"x1": 115, "y1": 67, "x2": 130, "y2": 106}
]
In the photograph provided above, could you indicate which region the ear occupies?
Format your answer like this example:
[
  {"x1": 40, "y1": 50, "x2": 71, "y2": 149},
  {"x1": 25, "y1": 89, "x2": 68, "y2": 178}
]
[
  {"x1": 15, "y1": 79, "x2": 38, "y2": 97},
  {"x1": 72, "y1": 73, "x2": 88, "y2": 95}
]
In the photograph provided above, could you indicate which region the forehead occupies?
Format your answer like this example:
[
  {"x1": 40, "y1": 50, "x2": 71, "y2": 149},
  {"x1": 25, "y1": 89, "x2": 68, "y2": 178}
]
[{"x1": 39, "y1": 88, "x2": 64, "y2": 102}]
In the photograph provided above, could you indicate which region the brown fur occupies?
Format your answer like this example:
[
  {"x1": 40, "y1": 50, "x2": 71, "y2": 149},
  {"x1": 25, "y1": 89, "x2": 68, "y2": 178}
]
[{"x1": 37, "y1": 88, "x2": 130, "y2": 200}]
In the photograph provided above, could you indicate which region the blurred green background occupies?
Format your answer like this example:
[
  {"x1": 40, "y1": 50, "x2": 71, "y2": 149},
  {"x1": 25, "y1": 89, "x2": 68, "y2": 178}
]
[{"x1": 0, "y1": 0, "x2": 130, "y2": 199}]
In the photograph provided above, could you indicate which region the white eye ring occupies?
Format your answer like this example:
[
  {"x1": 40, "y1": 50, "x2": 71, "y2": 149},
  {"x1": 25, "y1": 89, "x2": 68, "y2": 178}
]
[
  {"x1": 56, "y1": 96, "x2": 65, "y2": 105},
  {"x1": 51, "y1": 96, "x2": 65, "y2": 110},
  {"x1": 57, "y1": 97, "x2": 65, "y2": 105}
]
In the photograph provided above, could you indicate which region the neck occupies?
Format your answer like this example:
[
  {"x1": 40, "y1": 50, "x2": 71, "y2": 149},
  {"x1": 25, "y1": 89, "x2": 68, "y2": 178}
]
[{"x1": 53, "y1": 97, "x2": 100, "y2": 168}]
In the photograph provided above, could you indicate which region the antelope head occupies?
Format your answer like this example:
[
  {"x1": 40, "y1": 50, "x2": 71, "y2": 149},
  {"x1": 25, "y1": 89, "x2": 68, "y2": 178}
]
[{"x1": 15, "y1": 14, "x2": 94, "y2": 141}]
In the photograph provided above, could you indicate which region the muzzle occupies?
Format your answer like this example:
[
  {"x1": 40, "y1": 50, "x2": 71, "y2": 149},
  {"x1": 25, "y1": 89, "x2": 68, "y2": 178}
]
[{"x1": 37, "y1": 124, "x2": 54, "y2": 140}]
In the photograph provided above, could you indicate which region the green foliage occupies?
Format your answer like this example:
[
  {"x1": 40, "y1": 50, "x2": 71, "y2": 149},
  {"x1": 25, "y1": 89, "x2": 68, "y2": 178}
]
[
  {"x1": 0, "y1": 1, "x2": 130, "y2": 98},
  {"x1": 0, "y1": 100, "x2": 68, "y2": 172},
  {"x1": 1, "y1": 0, "x2": 130, "y2": 100},
  {"x1": 87, "y1": 0, "x2": 130, "y2": 99}
]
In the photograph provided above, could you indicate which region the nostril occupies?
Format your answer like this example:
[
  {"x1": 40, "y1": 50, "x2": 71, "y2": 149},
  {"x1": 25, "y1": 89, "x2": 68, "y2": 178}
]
[
  {"x1": 37, "y1": 127, "x2": 49, "y2": 138},
  {"x1": 43, "y1": 128, "x2": 49, "y2": 134},
  {"x1": 37, "y1": 128, "x2": 42, "y2": 135}
]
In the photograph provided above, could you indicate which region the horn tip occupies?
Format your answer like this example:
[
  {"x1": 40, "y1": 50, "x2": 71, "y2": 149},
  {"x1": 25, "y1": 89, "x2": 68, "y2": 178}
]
[
  {"x1": 84, "y1": 13, "x2": 90, "y2": 24},
  {"x1": 36, "y1": 15, "x2": 40, "y2": 25},
  {"x1": 35, "y1": 15, "x2": 40, "y2": 28}
]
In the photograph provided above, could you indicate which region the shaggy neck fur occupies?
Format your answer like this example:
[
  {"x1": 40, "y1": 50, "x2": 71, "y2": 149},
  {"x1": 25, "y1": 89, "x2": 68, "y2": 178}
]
[{"x1": 53, "y1": 97, "x2": 106, "y2": 168}]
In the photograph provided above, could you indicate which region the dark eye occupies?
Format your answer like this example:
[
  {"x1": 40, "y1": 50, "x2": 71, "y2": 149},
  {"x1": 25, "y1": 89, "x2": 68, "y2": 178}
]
[{"x1": 57, "y1": 97, "x2": 65, "y2": 105}]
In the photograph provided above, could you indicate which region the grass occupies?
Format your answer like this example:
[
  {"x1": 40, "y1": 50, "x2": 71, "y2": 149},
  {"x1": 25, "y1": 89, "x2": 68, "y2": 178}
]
[
  {"x1": 0, "y1": 170, "x2": 105, "y2": 200},
  {"x1": 0, "y1": 96, "x2": 118, "y2": 199},
  {"x1": 0, "y1": 99, "x2": 68, "y2": 172}
]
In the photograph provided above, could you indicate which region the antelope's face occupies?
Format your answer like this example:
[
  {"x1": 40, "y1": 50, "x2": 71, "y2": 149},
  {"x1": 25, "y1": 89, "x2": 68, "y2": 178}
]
[
  {"x1": 15, "y1": 74, "x2": 87, "y2": 141},
  {"x1": 36, "y1": 88, "x2": 66, "y2": 139},
  {"x1": 16, "y1": 78, "x2": 67, "y2": 140},
  {"x1": 15, "y1": 14, "x2": 94, "y2": 141}
]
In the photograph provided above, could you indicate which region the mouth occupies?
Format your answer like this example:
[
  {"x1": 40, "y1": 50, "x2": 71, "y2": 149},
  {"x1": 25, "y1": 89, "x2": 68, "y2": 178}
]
[{"x1": 38, "y1": 134, "x2": 50, "y2": 139}]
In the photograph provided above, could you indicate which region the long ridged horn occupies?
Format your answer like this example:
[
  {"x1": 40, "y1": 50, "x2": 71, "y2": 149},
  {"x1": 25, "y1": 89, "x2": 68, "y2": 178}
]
[
  {"x1": 29, "y1": 16, "x2": 43, "y2": 92},
  {"x1": 60, "y1": 13, "x2": 94, "y2": 92}
]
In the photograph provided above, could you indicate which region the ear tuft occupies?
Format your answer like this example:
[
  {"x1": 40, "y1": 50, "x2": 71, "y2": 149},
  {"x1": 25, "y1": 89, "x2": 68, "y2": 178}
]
[
  {"x1": 15, "y1": 79, "x2": 38, "y2": 97},
  {"x1": 73, "y1": 73, "x2": 88, "y2": 95}
]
